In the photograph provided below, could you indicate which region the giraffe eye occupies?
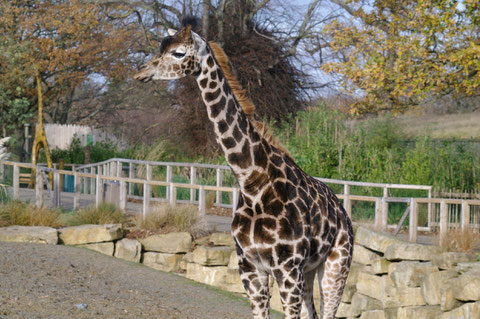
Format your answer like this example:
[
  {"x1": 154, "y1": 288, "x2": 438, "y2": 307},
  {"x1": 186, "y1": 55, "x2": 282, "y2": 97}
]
[{"x1": 171, "y1": 51, "x2": 185, "y2": 59}]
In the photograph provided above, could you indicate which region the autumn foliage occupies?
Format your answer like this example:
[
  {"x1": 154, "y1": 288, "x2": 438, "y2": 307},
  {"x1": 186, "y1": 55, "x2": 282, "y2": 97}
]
[{"x1": 324, "y1": 0, "x2": 480, "y2": 114}]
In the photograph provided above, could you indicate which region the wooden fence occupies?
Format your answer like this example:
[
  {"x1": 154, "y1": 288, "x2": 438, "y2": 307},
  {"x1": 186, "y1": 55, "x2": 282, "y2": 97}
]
[{"x1": 1, "y1": 158, "x2": 479, "y2": 244}]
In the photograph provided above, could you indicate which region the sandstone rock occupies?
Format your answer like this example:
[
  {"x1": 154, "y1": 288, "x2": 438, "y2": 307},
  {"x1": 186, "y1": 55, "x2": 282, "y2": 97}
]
[
  {"x1": 219, "y1": 269, "x2": 245, "y2": 294},
  {"x1": 396, "y1": 287, "x2": 426, "y2": 306},
  {"x1": 139, "y1": 232, "x2": 192, "y2": 253},
  {"x1": 396, "y1": 305, "x2": 440, "y2": 319},
  {"x1": 114, "y1": 238, "x2": 141, "y2": 263},
  {"x1": 371, "y1": 258, "x2": 390, "y2": 275},
  {"x1": 185, "y1": 262, "x2": 228, "y2": 287},
  {"x1": 78, "y1": 242, "x2": 114, "y2": 255},
  {"x1": 143, "y1": 252, "x2": 183, "y2": 272},
  {"x1": 384, "y1": 243, "x2": 444, "y2": 261},
  {"x1": 0, "y1": 226, "x2": 58, "y2": 245},
  {"x1": 421, "y1": 270, "x2": 457, "y2": 305},
  {"x1": 351, "y1": 293, "x2": 383, "y2": 317},
  {"x1": 353, "y1": 244, "x2": 382, "y2": 265},
  {"x1": 354, "y1": 227, "x2": 405, "y2": 253},
  {"x1": 389, "y1": 261, "x2": 438, "y2": 287},
  {"x1": 451, "y1": 270, "x2": 480, "y2": 301},
  {"x1": 336, "y1": 302, "x2": 353, "y2": 318},
  {"x1": 58, "y1": 224, "x2": 122, "y2": 245},
  {"x1": 384, "y1": 308, "x2": 399, "y2": 319},
  {"x1": 440, "y1": 287, "x2": 461, "y2": 311},
  {"x1": 341, "y1": 284, "x2": 356, "y2": 303},
  {"x1": 347, "y1": 262, "x2": 370, "y2": 286},
  {"x1": 228, "y1": 250, "x2": 239, "y2": 270},
  {"x1": 437, "y1": 301, "x2": 480, "y2": 319},
  {"x1": 359, "y1": 310, "x2": 385, "y2": 319},
  {"x1": 209, "y1": 232, "x2": 235, "y2": 247},
  {"x1": 194, "y1": 235, "x2": 211, "y2": 246},
  {"x1": 456, "y1": 261, "x2": 480, "y2": 274},
  {"x1": 356, "y1": 272, "x2": 399, "y2": 308},
  {"x1": 432, "y1": 252, "x2": 478, "y2": 270},
  {"x1": 187, "y1": 246, "x2": 233, "y2": 266}
]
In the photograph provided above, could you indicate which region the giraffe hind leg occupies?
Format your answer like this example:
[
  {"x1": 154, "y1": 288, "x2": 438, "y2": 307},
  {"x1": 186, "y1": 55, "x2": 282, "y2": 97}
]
[
  {"x1": 300, "y1": 269, "x2": 319, "y2": 319},
  {"x1": 317, "y1": 247, "x2": 352, "y2": 319}
]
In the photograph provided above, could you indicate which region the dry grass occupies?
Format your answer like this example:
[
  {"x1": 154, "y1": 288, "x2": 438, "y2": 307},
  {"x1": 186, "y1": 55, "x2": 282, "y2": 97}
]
[
  {"x1": 394, "y1": 111, "x2": 480, "y2": 139},
  {"x1": 438, "y1": 227, "x2": 480, "y2": 253},
  {"x1": 66, "y1": 203, "x2": 127, "y2": 226},
  {"x1": 0, "y1": 201, "x2": 63, "y2": 228},
  {"x1": 131, "y1": 203, "x2": 205, "y2": 237}
]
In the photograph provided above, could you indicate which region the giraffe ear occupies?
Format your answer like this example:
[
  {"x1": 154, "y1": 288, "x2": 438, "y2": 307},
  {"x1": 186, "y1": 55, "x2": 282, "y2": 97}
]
[
  {"x1": 191, "y1": 31, "x2": 206, "y2": 54},
  {"x1": 167, "y1": 28, "x2": 177, "y2": 36}
]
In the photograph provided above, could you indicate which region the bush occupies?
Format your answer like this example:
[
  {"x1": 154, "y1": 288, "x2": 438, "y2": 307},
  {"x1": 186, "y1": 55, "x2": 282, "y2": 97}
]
[
  {"x1": 66, "y1": 203, "x2": 127, "y2": 226},
  {"x1": 0, "y1": 201, "x2": 63, "y2": 228}
]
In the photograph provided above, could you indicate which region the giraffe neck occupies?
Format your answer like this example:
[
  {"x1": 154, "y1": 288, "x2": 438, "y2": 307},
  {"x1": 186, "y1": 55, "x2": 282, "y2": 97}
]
[{"x1": 196, "y1": 49, "x2": 267, "y2": 187}]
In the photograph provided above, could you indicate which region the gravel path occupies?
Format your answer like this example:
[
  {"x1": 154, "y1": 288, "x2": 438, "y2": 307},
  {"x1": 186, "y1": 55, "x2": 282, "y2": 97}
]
[{"x1": 0, "y1": 242, "x2": 282, "y2": 319}]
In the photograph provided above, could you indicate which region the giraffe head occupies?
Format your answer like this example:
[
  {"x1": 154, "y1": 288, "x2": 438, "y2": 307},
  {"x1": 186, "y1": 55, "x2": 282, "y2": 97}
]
[{"x1": 134, "y1": 25, "x2": 207, "y2": 82}]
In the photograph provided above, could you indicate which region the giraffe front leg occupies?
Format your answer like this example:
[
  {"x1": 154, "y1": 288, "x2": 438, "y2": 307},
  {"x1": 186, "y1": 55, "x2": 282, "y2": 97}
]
[
  {"x1": 273, "y1": 266, "x2": 305, "y2": 319},
  {"x1": 238, "y1": 256, "x2": 271, "y2": 319}
]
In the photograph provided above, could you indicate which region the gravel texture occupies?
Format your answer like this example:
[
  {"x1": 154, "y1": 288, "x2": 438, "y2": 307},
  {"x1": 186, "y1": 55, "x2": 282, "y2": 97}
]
[{"x1": 0, "y1": 242, "x2": 282, "y2": 319}]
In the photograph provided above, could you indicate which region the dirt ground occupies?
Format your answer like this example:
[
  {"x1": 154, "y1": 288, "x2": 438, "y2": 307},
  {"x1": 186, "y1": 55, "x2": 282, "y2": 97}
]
[{"x1": 0, "y1": 242, "x2": 282, "y2": 319}]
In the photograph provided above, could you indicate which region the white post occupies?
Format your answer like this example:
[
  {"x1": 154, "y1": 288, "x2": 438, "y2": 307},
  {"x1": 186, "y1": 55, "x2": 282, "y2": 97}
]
[
  {"x1": 116, "y1": 161, "x2": 122, "y2": 177},
  {"x1": 169, "y1": 183, "x2": 176, "y2": 207},
  {"x1": 13, "y1": 163, "x2": 19, "y2": 199},
  {"x1": 216, "y1": 168, "x2": 223, "y2": 205},
  {"x1": 119, "y1": 179, "x2": 127, "y2": 211},
  {"x1": 128, "y1": 162, "x2": 134, "y2": 195},
  {"x1": 381, "y1": 187, "x2": 389, "y2": 231},
  {"x1": 82, "y1": 168, "x2": 87, "y2": 194},
  {"x1": 343, "y1": 184, "x2": 351, "y2": 219},
  {"x1": 198, "y1": 185, "x2": 206, "y2": 217},
  {"x1": 374, "y1": 197, "x2": 382, "y2": 229},
  {"x1": 439, "y1": 199, "x2": 448, "y2": 243},
  {"x1": 427, "y1": 188, "x2": 432, "y2": 231},
  {"x1": 232, "y1": 188, "x2": 239, "y2": 216},
  {"x1": 143, "y1": 181, "x2": 150, "y2": 219},
  {"x1": 95, "y1": 174, "x2": 102, "y2": 208},
  {"x1": 73, "y1": 172, "x2": 80, "y2": 210},
  {"x1": 409, "y1": 198, "x2": 418, "y2": 242},
  {"x1": 90, "y1": 167, "x2": 95, "y2": 195},
  {"x1": 35, "y1": 169, "x2": 44, "y2": 207},
  {"x1": 190, "y1": 166, "x2": 197, "y2": 202},
  {"x1": 461, "y1": 200, "x2": 470, "y2": 231},
  {"x1": 166, "y1": 165, "x2": 172, "y2": 200}
]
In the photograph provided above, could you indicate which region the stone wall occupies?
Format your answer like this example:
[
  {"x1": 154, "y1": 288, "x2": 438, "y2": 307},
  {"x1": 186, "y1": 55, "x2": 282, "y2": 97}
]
[{"x1": 1, "y1": 224, "x2": 479, "y2": 318}]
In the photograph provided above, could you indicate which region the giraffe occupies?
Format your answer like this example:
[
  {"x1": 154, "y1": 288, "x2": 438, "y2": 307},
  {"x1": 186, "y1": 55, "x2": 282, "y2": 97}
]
[{"x1": 134, "y1": 21, "x2": 354, "y2": 319}]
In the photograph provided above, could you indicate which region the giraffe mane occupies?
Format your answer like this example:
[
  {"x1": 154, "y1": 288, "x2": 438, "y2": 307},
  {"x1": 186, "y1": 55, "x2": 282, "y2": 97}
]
[{"x1": 208, "y1": 41, "x2": 292, "y2": 158}]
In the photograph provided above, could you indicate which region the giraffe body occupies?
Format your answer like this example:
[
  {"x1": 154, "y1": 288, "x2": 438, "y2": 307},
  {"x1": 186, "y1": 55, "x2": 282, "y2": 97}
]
[{"x1": 135, "y1": 22, "x2": 354, "y2": 319}]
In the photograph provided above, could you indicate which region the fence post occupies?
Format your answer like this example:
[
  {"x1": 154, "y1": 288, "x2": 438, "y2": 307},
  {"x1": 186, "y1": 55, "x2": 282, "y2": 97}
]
[
  {"x1": 374, "y1": 197, "x2": 382, "y2": 229},
  {"x1": 190, "y1": 166, "x2": 197, "y2": 202},
  {"x1": 90, "y1": 167, "x2": 95, "y2": 195},
  {"x1": 232, "y1": 188, "x2": 239, "y2": 216},
  {"x1": 439, "y1": 199, "x2": 448, "y2": 244},
  {"x1": 166, "y1": 165, "x2": 172, "y2": 200},
  {"x1": 95, "y1": 174, "x2": 102, "y2": 208},
  {"x1": 427, "y1": 188, "x2": 432, "y2": 231},
  {"x1": 13, "y1": 163, "x2": 19, "y2": 199},
  {"x1": 82, "y1": 168, "x2": 87, "y2": 194},
  {"x1": 73, "y1": 172, "x2": 80, "y2": 210},
  {"x1": 35, "y1": 169, "x2": 44, "y2": 207},
  {"x1": 128, "y1": 162, "x2": 134, "y2": 196},
  {"x1": 53, "y1": 171, "x2": 60, "y2": 208},
  {"x1": 119, "y1": 179, "x2": 127, "y2": 211},
  {"x1": 198, "y1": 185, "x2": 206, "y2": 218},
  {"x1": 461, "y1": 200, "x2": 470, "y2": 231},
  {"x1": 116, "y1": 161, "x2": 122, "y2": 177},
  {"x1": 216, "y1": 168, "x2": 223, "y2": 206},
  {"x1": 409, "y1": 198, "x2": 418, "y2": 242},
  {"x1": 169, "y1": 183, "x2": 176, "y2": 207},
  {"x1": 381, "y1": 188, "x2": 389, "y2": 231},
  {"x1": 143, "y1": 181, "x2": 150, "y2": 219},
  {"x1": 343, "y1": 184, "x2": 351, "y2": 219}
]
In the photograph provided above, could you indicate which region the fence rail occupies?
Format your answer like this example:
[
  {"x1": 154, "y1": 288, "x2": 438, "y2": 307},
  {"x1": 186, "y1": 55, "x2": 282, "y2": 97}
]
[{"x1": 1, "y1": 158, "x2": 479, "y2": 244}]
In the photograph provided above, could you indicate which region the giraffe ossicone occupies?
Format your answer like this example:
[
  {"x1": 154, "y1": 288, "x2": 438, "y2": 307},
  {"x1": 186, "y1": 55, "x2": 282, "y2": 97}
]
[{"x1": 135, "y1": 20, "x2": 354, "y2": 319}]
